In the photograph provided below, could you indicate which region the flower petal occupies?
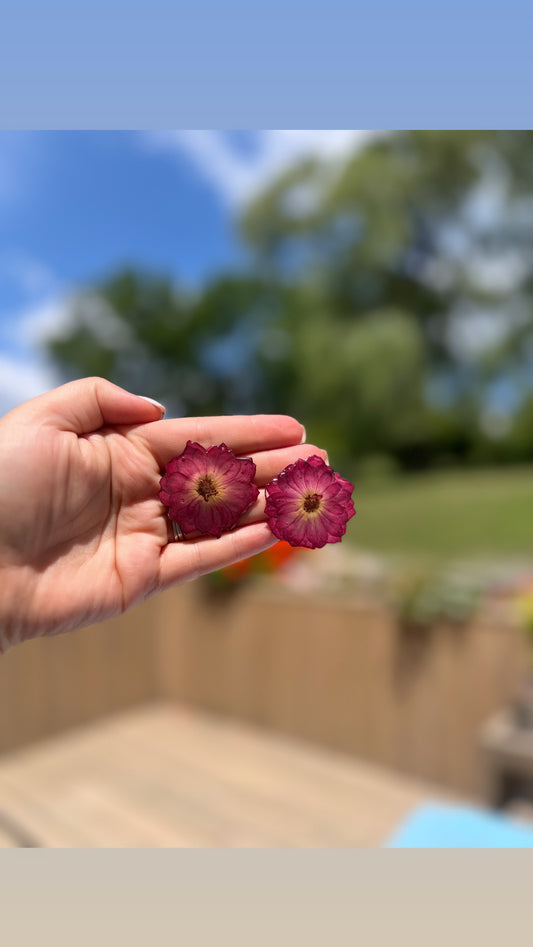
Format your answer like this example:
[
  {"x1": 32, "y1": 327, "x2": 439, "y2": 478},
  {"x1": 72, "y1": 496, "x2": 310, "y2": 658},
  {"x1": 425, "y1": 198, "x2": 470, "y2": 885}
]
[
  {"x1": 158, "y1": 441, "x2": 259, "y2": 537},
  {"x1": 264, "y1": 455, "x2": 355, "y2": 549}
]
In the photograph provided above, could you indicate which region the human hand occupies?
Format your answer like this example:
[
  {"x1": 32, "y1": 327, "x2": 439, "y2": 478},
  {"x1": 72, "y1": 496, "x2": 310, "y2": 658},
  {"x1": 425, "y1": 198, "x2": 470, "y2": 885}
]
[{"x1": 0, "y1": 378, "x2": 324, "y2": 651}]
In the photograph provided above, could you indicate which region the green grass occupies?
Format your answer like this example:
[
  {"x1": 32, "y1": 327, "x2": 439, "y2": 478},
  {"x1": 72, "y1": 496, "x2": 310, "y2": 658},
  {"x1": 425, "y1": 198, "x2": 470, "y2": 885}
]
[{"x1": 347, "y1": 465, "x2": 533, "y2": 562}]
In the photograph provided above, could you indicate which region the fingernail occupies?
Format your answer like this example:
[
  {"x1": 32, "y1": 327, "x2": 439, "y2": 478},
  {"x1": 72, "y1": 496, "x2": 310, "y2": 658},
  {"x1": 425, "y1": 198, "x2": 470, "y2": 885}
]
[
  {"x1": 300, "y1": 425, "x2": 306, "y2": 444},
  {"x1": 138, "y1": 395, "x2": 166, "y2": 418}
]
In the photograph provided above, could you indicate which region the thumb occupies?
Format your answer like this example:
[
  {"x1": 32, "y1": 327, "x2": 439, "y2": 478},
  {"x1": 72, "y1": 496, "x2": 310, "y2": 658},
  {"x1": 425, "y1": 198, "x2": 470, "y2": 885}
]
[{"x1": 27, "y1": 377, "x2": 166, "y2": 433}]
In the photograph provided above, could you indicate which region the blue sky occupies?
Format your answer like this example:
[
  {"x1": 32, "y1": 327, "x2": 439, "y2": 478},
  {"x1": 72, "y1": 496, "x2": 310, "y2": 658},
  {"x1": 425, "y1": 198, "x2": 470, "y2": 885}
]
[
  {"x1": 0, "y1": 130, "x2": 368, "y2": 416},
  {"x1": 1, "y1": 130, "x2": 527, "y2": 424},
  {"x1": 0, "y1": 132, "x2": 243, "y2": 302}
]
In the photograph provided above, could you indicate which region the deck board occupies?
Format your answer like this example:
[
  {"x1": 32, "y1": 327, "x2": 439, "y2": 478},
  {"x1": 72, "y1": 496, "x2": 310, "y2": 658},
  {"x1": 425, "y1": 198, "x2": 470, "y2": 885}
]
[{"x1": 0, "y1": 703, "x2": 442, "y2": 847}]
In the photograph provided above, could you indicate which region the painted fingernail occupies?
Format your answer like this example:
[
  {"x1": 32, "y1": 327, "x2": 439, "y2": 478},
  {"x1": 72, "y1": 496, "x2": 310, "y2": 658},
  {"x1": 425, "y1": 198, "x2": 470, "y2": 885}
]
[
  {"x1": 300, "y1": 425, "x2": 307, "y2": 444},
  {"x1": 138, "y1": 395, "x2": 166, "y2": 418}
]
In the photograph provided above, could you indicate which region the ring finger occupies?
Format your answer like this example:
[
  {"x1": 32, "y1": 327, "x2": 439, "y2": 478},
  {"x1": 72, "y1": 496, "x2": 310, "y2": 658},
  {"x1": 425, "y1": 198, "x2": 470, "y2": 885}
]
[{"x1": 167, "y1": 491, "x2": 267, "y2": 543}]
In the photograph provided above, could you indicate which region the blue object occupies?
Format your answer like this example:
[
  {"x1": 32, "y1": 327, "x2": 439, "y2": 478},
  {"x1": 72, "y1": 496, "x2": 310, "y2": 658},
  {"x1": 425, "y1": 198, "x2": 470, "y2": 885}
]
[{"x1": 387, "y1": 803, "x2": 533, "y2": 848}]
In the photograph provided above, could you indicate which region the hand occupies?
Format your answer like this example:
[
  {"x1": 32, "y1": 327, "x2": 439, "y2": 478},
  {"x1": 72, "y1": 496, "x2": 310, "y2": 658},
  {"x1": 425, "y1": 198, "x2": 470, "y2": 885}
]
[{"x1": 0, "y1": 378, "x2": 324, "y2": 651}]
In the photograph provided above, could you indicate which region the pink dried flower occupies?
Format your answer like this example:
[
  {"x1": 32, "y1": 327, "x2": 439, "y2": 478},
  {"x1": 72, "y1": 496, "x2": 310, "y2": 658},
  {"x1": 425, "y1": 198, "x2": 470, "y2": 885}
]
[
  {"x1": 265, "y1": 455, "x2": 355, "y2": 549},
  {"x1": 158, "y1": 441, "x2": 259, "y2": 538}
]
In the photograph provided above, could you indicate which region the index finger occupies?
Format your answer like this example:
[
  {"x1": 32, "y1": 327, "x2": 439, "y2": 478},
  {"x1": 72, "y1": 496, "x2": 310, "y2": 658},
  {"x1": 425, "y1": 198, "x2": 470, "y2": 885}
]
[{"x1": 134, "y1": 414, "x2": 305, "y2": 468}]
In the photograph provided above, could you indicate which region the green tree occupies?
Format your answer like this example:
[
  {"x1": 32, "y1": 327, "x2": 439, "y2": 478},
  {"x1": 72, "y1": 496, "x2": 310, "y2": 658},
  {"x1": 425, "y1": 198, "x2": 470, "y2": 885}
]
[
  {"x1": 241, "y1": 130, "x2": 533, "y2": 465},
  {"x1": 48, "y1": 132, "x2": 533, "y2": 469},
  {"x1": 49, "y1": 270, "x2": 277, "y2": 418}
]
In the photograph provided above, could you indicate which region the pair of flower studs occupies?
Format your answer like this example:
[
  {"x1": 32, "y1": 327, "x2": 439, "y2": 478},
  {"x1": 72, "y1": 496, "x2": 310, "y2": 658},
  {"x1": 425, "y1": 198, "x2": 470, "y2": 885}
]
[{"x1": 158, "y1": 440, "x2": 355, "y2": 549}]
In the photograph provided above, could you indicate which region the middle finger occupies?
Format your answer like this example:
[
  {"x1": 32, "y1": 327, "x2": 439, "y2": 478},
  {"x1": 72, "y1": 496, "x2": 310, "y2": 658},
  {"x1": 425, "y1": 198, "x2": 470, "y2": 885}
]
[{"x1": 247, "y1": 443, "x2": 328, "y2": 487}]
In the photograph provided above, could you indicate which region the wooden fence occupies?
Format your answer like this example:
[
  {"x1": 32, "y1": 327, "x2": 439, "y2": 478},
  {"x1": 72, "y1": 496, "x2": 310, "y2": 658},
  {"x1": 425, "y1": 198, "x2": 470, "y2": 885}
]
[{"x1": 0, "y1": 579, "x2": 528, "y2": 796}]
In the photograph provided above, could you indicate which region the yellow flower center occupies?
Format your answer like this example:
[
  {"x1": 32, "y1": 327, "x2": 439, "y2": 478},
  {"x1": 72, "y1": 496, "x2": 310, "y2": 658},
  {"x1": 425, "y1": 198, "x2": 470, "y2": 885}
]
[
  {"x1": 303, "y1": 493, "x2": 321, "y2": 514},
  {"x1": 196, "y1": 475, "x2": 219, "y2": 502}
]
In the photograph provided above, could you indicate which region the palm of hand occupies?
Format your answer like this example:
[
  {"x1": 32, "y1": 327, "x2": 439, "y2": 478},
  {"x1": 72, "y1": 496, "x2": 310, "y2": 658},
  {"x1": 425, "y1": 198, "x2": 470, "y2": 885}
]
[
  {"x1": 1, "y1": 421, "x2": 166, "y2": 638},
  {"x1": 0, "y1": 378, "x2": 310, "y2": 650}
]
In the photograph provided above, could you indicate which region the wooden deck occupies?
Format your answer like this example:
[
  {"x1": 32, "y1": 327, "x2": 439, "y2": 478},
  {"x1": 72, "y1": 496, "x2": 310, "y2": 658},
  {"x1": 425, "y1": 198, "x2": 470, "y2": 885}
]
[{"x1": 0, "y1": 703, "x2": 441, "y2": 847}]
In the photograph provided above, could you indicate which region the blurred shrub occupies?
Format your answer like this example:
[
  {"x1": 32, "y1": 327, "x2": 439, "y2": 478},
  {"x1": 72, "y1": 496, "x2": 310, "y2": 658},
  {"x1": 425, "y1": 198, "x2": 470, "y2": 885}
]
[
  {"x1": 394, "y1": 566, "x2": 484, "y2": 630},
  {"x1": 354, "y1": 453, "x2": 400, "y2": 483}
]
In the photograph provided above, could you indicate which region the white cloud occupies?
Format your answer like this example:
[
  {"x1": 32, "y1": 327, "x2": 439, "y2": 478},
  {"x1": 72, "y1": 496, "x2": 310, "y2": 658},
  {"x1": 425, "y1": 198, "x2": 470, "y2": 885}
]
[
  {"x1": 0, "y1": 295, "x2": 70, "y2": 418},
  {"x1": 0, "y1": 249, "x2": 63, "y2": 416},
  {"x1": 0, "y1": 352, "x2": 61, "y2": 419},
  {"x1": 16, "y1": 291, "x2": 132, "y2": 349},
  {"x1": 0, "y1": 250, "x2": 57, "y2": 298},
  {"x1": 7, "y1": 295, "x2": 70, "y2": 347},
  {"x1": 0, "y1": 289, "x2": 137, "y2": 418},
  {"x1": 143, "y1": 130, "x2": 377, "y2": 207}
]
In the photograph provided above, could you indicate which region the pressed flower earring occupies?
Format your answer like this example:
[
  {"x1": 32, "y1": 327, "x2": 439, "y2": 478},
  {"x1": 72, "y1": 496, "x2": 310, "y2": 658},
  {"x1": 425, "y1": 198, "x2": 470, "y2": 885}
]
[
  {"x1": 158, "y1": 441, "x2": 259, "y2": 539},
  {"x1": 264, "y1": 455, "x2": 355, "y2": 549}
]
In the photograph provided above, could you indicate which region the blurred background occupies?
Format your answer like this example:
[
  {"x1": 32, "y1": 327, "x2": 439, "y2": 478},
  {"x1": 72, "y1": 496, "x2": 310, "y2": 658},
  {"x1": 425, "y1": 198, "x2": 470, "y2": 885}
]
[{"x1": 2, "y1": 130, "x2": 533, "y2": 846}]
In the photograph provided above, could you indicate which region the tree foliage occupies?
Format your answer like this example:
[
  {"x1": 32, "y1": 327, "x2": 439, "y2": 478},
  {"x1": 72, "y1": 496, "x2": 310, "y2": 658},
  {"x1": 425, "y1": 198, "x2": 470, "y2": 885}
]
[{"x1": 47, "y1": 131, "x2": 533, "y2": 470}]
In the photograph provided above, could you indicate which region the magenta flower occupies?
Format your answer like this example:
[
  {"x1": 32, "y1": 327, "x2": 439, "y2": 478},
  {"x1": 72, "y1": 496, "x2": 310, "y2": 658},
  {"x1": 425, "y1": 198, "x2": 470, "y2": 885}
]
[
  {"x1": 264, "y1": 455, "x2": 355, "y2": 549},
  {"x1": 158, "y1": 441, "x2": 259, "y2": 538}
]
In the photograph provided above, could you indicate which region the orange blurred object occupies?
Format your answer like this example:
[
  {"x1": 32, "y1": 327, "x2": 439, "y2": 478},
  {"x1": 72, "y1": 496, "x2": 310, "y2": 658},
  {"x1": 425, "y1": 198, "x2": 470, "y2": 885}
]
[
  {"x1": 263, "y1": 541, "x2": 299, "y2": 569},
  {"x1": 217, "y1": 541, "x2": 301, "y2": 587}
]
